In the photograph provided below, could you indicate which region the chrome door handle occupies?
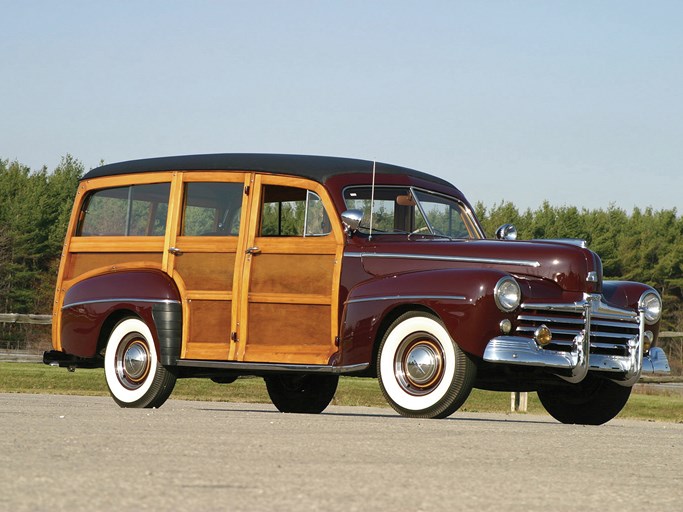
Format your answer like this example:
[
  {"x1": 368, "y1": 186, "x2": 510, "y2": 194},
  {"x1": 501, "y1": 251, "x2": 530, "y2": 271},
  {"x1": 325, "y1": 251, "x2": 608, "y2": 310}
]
[
  {"x1": 245, "y1": 246, "x2": 261, "y2": 255},
  {"x1": 168, "y1": 247, "x2": 183, "y2": 256}
]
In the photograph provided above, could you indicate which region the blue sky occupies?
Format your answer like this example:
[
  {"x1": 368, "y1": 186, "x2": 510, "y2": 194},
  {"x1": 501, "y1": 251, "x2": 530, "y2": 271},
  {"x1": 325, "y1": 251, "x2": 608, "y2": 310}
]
[{"x1": 2, "y1": 1, "x2": 682, "y2": 211}]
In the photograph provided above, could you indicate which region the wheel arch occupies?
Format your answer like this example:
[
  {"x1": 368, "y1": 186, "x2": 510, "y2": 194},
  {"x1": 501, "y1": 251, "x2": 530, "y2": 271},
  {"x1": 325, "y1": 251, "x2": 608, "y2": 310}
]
[
  {"x1": 368, "y1": 303, "x2": 438, "y2": 378},
  {"x1": 58, "y1": 270, "x2": 182, "y2": 365}
]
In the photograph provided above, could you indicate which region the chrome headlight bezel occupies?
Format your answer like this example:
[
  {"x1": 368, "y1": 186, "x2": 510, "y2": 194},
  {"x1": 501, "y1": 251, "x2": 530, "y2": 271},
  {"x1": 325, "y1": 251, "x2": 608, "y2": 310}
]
[
  {"x1": 494, "y1": 277, "x2": 521, "y2": 312},
  {"x1": 639, "y1": 291, "x2": 662, "y2": 324}
]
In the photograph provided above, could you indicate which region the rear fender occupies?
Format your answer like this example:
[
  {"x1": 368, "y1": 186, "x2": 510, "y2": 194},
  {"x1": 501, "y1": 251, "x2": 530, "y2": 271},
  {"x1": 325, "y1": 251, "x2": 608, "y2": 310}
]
[{"x1": 59, "y1": 271, "x2": 182, "y2": 364}]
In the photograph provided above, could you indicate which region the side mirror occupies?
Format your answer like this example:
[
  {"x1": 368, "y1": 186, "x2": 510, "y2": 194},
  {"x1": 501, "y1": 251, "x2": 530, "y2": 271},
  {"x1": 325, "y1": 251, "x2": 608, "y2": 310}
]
[
  {"x1": 341, "y1": 209, "x2": 363, "y2": 234},
  {"x1": 495, "y1": 223, "x2": 518, "y2": 240}
]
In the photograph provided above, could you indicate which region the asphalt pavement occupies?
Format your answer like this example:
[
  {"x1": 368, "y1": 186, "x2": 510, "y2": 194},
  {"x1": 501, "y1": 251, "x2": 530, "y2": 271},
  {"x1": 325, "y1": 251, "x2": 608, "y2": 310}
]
[{"x1": 1, "y1": 393, "x2": 681, "y2": 512}]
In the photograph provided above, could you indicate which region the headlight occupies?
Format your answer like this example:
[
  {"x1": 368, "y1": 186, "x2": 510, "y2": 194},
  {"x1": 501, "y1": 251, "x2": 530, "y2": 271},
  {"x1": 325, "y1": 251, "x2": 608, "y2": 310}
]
[
  {"x1": 494, "y1": 277, "x2": 521, "y2": 312},
  {"x1": 639, "y1": 291, "x2": 662, "y2": 324}
]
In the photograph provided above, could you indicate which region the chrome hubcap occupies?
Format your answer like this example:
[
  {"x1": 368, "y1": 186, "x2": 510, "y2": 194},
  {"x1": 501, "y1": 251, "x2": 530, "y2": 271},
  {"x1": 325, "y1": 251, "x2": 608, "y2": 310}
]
[
  {"x1": 406, "y1": 345, "x2": 440, "y2": 385},
  {"x1": 116, "y1": 335, "x2": 151, "y2": 389},
  {"x1": 395, "y1": 334, "x2": 444, "y2": 395}
]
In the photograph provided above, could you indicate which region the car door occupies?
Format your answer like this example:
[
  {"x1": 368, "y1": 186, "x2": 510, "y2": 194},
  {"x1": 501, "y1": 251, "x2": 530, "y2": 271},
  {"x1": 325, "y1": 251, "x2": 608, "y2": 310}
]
[
  {"x1": 234, "y1": 174, "x2": 344, "y2": 365},
  {"x1": 165, "y1": 172, "x2": 250, "y2": 360}
]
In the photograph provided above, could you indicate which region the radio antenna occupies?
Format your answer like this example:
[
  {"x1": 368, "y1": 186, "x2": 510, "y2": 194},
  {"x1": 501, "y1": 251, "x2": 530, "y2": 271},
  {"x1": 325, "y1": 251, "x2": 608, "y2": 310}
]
[{"x1": 368, "y1": 160, "x2": 376, "y2": 241}]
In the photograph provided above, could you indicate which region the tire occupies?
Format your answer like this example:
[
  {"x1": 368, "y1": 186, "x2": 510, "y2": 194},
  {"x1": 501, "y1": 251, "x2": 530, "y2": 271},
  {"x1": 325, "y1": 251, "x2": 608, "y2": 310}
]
[
  {"x1": 264, "y1": 374, "x2": 339, "y2": 414},
  {"x1": 104, "y1": 317, "x2": 177, "y2": 408},
  {"x1": 377, "y1": 311, "x2": 476, "y2": 419},
  {"x1": 537, "y1": 377, "x2": 632, "y2": 425}
]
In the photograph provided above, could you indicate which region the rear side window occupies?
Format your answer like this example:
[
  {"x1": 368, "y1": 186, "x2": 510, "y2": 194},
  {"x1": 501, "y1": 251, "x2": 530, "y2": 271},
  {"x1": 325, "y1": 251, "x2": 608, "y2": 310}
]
[
  {"x1": 77, "y1": 183, "x2": 170, "y2": 236},
  {"x1": 182, "y1": 182, "x2": 244, "y2": 236}
]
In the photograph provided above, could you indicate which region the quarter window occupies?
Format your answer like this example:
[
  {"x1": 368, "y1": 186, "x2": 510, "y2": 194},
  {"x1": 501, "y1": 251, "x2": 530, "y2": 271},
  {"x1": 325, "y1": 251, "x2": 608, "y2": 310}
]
[{"x1": 77, "y1": 183, "x2": 170, "y2": 236}]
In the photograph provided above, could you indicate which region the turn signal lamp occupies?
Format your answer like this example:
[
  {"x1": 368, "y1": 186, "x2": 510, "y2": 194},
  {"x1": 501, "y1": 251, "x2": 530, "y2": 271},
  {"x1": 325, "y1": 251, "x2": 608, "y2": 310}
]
[
  {"x1": 534, "y1": 325, "x2": 552, "y2": 346},
  {"x1": 643, "y1": 331, "x2": 654, "y2": 353}
]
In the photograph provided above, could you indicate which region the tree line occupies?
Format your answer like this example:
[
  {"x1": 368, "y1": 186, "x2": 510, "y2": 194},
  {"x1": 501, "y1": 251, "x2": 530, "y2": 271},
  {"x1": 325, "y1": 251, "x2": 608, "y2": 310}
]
[{"x1": 1, "y1": 156, "x2": 681, "y2": 346}]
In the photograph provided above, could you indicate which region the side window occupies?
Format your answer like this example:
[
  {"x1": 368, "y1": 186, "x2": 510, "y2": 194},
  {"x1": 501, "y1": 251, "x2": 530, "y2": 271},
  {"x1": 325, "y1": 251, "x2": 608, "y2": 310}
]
[
  {"x1": 182, "y1": 182, "x2": 244, "y2": 236},
  {"x1": 77, "y1": 183, "x2": 170, "y2": 236},
  {"x1": 413, "y1": 190, "x2": 472, "y2": 238},
  {"x1": 343, "y1": 187, "x2": 413, "y2": 233},
  {"x1": 260, "y1": 185, "x2": 330, "y2": 237}
]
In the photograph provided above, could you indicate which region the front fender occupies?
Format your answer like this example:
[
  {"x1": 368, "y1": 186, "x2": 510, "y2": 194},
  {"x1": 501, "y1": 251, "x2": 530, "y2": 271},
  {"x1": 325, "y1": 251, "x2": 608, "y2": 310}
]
[
  {"x1": 602, "y1": 280, "x2": 662, "y2": 337},
  {"x1": 338, "y1": 268, "x2": 515, "y2": 367},
  {"x1": 59, "y1": 270, "x2": 181, "y2": 362}
]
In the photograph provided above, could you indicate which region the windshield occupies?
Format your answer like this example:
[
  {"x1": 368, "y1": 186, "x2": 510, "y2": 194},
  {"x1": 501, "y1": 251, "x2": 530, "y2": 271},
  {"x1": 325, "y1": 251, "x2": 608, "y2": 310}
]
[{"x1": 343, "y1": 186, "x2": 482, "y2": 239}]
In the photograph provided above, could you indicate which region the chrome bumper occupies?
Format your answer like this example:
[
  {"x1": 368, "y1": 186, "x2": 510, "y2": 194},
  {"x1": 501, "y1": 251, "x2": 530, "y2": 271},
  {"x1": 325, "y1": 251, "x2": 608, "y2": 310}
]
[{"x1": 483, "y1": 297, "x2": 671, "y2": 385}]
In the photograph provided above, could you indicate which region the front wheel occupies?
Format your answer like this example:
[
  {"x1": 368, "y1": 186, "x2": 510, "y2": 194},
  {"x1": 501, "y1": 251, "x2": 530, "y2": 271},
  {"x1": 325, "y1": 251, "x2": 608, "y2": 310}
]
[
  {"x1": 264, "y1": 374, "x2": 339, "y2": 414},
  {"x1": 537, "y1": 377, "x2": 632, "y2": 425},
  {"x1": 104, "y1": 317, "x2": 176, "y2": 408},
  {"x1": 378, "y1": 312, "x2": 476, "y2": 419}
]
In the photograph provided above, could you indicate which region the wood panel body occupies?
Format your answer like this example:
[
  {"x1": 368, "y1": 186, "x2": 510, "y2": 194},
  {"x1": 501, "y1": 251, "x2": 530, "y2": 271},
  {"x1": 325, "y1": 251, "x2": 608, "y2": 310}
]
[{"x1": 53, "y1": 169, "x2": 345, "y2": 367}]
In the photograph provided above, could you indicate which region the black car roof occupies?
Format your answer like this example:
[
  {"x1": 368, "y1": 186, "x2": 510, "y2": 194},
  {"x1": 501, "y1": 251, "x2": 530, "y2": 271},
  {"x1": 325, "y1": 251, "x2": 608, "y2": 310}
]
[{"x1": 81, "y1": 153, "x2": 454, "y2": 188}]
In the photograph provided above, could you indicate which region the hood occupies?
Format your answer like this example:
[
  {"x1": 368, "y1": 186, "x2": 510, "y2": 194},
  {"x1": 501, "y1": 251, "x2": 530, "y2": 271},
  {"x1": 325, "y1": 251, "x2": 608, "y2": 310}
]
[{"x1": 348, "y1": 238, "x2": 601, "y2": 293}]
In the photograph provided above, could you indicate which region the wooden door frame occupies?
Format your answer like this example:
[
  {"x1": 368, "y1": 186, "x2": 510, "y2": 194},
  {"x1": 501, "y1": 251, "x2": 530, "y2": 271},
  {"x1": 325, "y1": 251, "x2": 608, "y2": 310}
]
[{"x1": 234, "y1": 174, "x2": 345, "y2": 363}]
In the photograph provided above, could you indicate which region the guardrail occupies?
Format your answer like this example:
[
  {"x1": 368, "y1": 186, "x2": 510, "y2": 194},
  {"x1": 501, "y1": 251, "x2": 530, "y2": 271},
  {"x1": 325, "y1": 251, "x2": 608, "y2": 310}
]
[{"x1": 0, "y1": 313, "x2": 52, "y2": 325}]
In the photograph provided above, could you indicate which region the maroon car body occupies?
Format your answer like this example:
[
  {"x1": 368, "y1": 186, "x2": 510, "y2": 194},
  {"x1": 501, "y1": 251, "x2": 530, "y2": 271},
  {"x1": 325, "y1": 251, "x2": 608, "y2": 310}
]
[{"x1": 45, "y1": 154, "x2": 669, "y2": 423}]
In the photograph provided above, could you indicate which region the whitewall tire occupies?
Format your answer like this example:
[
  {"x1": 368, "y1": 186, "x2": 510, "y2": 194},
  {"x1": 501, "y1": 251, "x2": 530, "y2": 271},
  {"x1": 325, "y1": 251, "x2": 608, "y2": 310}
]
[
  {"x1": 104, "y1": 317, "x2": 176, "y2": 408},
  {"x1": 378, "y1": 312, "x2": 476, "y2": 419}
]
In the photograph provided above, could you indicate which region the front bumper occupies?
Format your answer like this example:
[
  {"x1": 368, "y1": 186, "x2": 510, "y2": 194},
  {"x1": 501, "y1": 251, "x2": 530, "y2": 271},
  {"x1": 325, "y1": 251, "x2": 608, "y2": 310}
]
[{"x1": 483, "y1": 294, "x2": 670, "y2": 386}]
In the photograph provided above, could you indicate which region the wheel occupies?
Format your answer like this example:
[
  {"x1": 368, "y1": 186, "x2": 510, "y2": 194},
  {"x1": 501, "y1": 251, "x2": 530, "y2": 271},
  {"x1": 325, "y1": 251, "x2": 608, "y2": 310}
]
[
  {"x1": 537, "y1": 377, "x2": 632, "y2": 425},
  {"x1": 264, "y1": 374, "x2": 339, "y2": 414},
  {"x1": 377, "y1": 311, "x2": 476, "y2": 419},
  {"x1": 104, "y1": 317, "x2": 177, "y2": 408}
]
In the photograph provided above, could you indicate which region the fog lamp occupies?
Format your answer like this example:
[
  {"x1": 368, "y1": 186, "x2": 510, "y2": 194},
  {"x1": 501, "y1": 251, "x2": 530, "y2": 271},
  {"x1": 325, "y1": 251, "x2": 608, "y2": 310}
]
[
  {"x1": 499, "y1": 319, "x2": 512, "y2": 334},
  {"x1": 534, "y1": 324, "x2": 552, "y2": 346}
]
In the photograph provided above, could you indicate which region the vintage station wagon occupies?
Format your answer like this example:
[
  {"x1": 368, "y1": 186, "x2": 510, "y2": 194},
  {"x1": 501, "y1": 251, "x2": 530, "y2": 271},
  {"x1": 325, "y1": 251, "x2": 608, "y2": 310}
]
[{"x1": 45, "y1": 154, "x2": 670, "y2": 424}]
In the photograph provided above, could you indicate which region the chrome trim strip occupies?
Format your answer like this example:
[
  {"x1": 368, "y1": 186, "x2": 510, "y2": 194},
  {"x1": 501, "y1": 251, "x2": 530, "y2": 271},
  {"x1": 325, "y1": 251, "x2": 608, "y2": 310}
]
[
  {"x1": 591, "y1": 319, "x2": 640, "y2": 330},
  {"x1": 175, "y1": 360, "x2": 370, "y2": 374},
  {"x1": 62, "y1": 298, "x2": 181, "y2": 310},
  {"x1": 345, "y1": 252, "x2": 541, "y2": 268},
  {"x1": 520, "y1": 295, "x2": 639, "y2": 321},
  {"x1": 591, "y1": 331, "x2": 639, "y2": 340},
  {"x1": 517, "y1": 314, "x2": 585, "y2": 325},
  {"x1": 517, "y1": 326, "x2": 639, "y2": 341},
  {"x1": 516, "y1": 326, "x2": 580, "y2": 337},
  {"x1": 346, "y1": 294, "x2": 467, "y2": 304}
]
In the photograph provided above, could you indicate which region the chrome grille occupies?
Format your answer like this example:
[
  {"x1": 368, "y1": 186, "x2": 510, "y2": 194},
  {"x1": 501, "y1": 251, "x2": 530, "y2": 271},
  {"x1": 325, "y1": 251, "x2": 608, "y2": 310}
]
[{"x1": 515, "y1": 301, "x2": 640, "y2": 357}]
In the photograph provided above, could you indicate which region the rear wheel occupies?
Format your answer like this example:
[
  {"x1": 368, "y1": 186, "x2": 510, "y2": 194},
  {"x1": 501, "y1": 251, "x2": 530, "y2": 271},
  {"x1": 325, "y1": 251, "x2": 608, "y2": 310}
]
[
  {"x1": 264, "y1": 374, "x2": 339, "y2": 414},
  {"x1": 537, "y1": 377, "x2": 632, "y2": 425},
  {"x1": 104, "y1": 317, "x2": 176, "y2": 408},
  {"x1": 378, "y1": 312, "x2": 476, "y2": 419}
]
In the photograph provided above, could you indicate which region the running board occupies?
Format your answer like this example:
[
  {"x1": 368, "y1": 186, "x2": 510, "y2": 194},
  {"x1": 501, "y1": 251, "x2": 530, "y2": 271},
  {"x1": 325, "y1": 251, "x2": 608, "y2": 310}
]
[{"x1": 175, "y1": 359, "x2": 369, "y2": 374}]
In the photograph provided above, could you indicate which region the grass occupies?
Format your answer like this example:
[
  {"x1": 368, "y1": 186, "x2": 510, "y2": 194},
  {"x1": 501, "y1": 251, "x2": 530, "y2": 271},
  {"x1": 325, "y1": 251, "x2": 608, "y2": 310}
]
[{"x1": 1, "y1": 362, "x2": 682, "y2": 422}]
